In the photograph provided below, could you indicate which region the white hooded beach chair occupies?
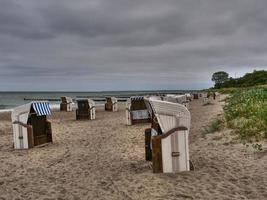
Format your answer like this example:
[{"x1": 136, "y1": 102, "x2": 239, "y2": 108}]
[
  {"x1": 60, "y1": 96, "x2": 73, "y2": 112},
  {"x1": 185, "y1": 93, "x2": 193, "y2": 101},
  {"x1": 164, "y1": 94, "x2": 190, "y2": 109},
  {"x1": 193, "y1": 93, "x2": 199, "y2": 99},
  {"x1": 126, "y1": 96, "x2": 150, "y2": 125},
  {"x1": 76, "y1": 99, "x2": 96, "y2": 120},
  {"x1": 149, "y1": 99, "x2": 191, "y2": 173},
  {"x1": 105, "y1": 97, "x2": 118, "y2": 112},
  {"x1": 202, "y1": 93, "x2": 211, "y2": 105},
  {"x1": 11, "y1": 101, "x2": 52, "y2": 149}
]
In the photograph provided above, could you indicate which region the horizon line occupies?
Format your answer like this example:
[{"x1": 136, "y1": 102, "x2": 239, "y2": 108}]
[{"x1": 0, "y1": 88, "x2": 202, "y2": 93}]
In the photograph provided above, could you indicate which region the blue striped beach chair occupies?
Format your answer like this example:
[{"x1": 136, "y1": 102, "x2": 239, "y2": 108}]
[{"x1": 11, "y1": 101, "x2": 53, "y2": 149}]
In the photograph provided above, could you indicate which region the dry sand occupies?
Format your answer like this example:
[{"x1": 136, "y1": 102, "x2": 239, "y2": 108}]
[{"x1": 0, "y1": 98, "x2": 266, "y2": 200}]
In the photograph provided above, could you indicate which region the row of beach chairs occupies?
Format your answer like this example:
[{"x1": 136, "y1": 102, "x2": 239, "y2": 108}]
[
  {"x1": 12, "y1": 97, "x2": 118, "y2": 149},
  {"x1": 60, "y1": 96, "x2": 118, "y2": 113},
  {"x1": 11, "y1": 93, "x2": 199, "y2": 173}
]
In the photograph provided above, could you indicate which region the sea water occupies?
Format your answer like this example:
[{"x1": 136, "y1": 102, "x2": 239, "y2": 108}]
[{"x1": 0, "y1": 90, "x2": 195, "y2": 111}]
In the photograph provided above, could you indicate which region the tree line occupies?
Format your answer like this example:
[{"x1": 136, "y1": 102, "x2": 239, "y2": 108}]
[{"x1": 211, "y1": 70, "x2": 267, "y2": 89}]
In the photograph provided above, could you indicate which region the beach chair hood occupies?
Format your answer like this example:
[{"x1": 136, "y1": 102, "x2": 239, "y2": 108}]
[
  {"x1": 127, "y1": 96, "x2": 142, "y2": 106},
  {"x1": 12, "y1": 101, "x2": 51, "y2": 124},
  {"x1": 111, "y1": 97, "x2": 117, "y2": 103},
  {"x1": 76, "y1": 98, "x2": 95, "y2": 107},
  {"x1": 149, "y1": 99, "x2": 190, "y2": 134},
  {"x1": 61, "y1": 96, "x2": 72, "y2": 103},
  {"x1": 88, "y1": 99, "x2": 95, "y2": 107},
  {"x1": 144, "y1": 96, "x2": 162, "y2": 117},
  {"x1": 165, "y1": 94, "x2": 187, "y2": 104}
]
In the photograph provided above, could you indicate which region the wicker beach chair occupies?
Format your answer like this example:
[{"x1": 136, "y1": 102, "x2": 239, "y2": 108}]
[
  {"x1": 11, "y1": 101, "x2": 53, "y2": 149},
  {"x1": 185, "y1": 93, "x2": 193, "y2": 101},
  {"x1": 193, "y1": 93, "x2": 199, "y2": 99},
  {"x1": 105, "y1": 97, "x2": 118, "y2": 112},
  {"x1": 126, "y1": 96, "x2": 150, "y2": 125},
  {"x1": 164, "y1": 94, "x2": 190, "y2": 109},
  {"x1": 76, "y1": 99, "x2": 96, "y2": 120},
  {"x1": 148, "y1": 99, "x2": 191, "y2": 173},
  {"x1": 202, "y1": 93, "x2": 212, "y2": 105},
  {"x1": 60, "y1": 96, "x2": 73, "y2": 112}
]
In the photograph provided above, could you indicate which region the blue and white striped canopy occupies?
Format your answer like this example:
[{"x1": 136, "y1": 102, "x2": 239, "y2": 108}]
[
  {"x1": 32, "y1": 102, "x2": 51, "y2": 116},
  {"x1": 130, "y1": 96, "x2": 144, "y2": 101}
]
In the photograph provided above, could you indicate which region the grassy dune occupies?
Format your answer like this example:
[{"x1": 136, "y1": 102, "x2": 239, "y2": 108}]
[
  {"x1": 207, "y1": 84, "x2": 267, "y2": 94},
  {"x1": 223, "y1": 88, "x2": 267, "y2": 149}
]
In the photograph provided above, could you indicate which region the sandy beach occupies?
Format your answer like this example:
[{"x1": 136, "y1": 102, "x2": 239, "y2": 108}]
[{"x1": 0, "y1": 97, "x2": 266, "y2": 200}]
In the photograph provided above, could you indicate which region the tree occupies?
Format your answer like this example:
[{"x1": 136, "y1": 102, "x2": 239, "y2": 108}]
[{"x1": 212, "y1": 71, "x2": 229, "y2": 88}]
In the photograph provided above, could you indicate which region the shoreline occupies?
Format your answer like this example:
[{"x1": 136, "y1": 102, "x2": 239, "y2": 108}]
[{"x1": 0, "y1": 103, "x2": 106, "y2": 113}]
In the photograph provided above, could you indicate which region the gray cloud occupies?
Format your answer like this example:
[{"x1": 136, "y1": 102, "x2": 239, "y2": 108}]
[{"x1": 0, "y1": 0, "x2": 266, "y2": 91}]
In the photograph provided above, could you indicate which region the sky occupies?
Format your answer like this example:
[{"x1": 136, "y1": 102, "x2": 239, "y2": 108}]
[{"x1": 0, "y1": 0, "x2": 266, "y2": 91}]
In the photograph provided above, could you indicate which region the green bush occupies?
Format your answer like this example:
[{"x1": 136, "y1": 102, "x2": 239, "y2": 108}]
[
  {"x1": 202, "y1": 118, "x2": 224, "y2": 134},
  {"x1": 224, "y1": 88, "x2": 267, "y2": 146}
]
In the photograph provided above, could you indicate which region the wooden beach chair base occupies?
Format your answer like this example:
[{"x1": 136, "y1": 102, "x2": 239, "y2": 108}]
[
  {"x1": 132, "y1": 118, "x2": 151, "y2": 125},
  {"x1": 76, "y1": 111, "x2": 91, "y2": 120},
  {"x1": 151, "y1": 127, "x2": 189, "y2": 173}
]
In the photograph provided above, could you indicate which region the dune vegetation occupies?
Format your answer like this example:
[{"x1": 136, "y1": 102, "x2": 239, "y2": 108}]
[
  {"x1": 223, "y1": 88, "x2": 267, "y2": 150},
  {"x1": 207, "y1": 70, "x2": 267, "y2": 150}
]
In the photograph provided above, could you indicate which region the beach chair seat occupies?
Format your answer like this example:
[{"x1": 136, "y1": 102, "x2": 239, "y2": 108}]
[
  {"x1": 105, "y1": 97, "x2": 118, "y2": 112},
  {"x1": 126, "y1": 96, "x2": 150, "y2": 125},
  {"x1": 148, "y1": 99, "x2": 191, "y2": 173},
  {"x1": 11, "y1": 101, "x2": 52, "y2": 149},
  {"x1": 76, "y1": 99, "x2": 96, "y2": 120}
]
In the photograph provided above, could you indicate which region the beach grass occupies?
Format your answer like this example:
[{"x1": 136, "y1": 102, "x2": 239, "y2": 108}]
[
  {"x1": 202, "y1": 118, "x2": 224, "y2": 135},
  {"x1": 207, "y1": 84, "x2": 267, "y2": 94},
  {"x1": 223, "y1": 88, "x2": 267, "y2": 149}
]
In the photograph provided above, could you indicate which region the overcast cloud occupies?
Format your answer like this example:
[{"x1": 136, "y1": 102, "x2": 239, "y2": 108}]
[{"x1": 0, "y1": 0, "x2": 266, "y2": 91}]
